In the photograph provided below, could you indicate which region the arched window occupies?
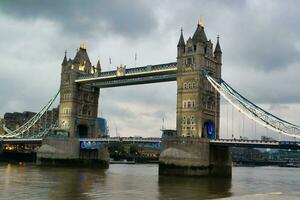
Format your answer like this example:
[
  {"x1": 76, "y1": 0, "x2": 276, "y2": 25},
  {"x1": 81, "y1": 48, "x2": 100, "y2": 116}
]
[
  {"x1": 82, "y1": 105, "x2": 88, "y2": 115},
  {"x1": 182, "y1": 116, "x2": 186, "y2": 124},
  {"x1": 187, "y1": 118, "x2": 191, "y2": 125},
  {"x1": 192, "y1": 82, "x2": 196, "y2": 88},
  {"x1": 183, "y1": 83, "x2": 187, "y2": 89},
  {"x1": 192, "y1": 101, "x2": 195, "y2": 108}
]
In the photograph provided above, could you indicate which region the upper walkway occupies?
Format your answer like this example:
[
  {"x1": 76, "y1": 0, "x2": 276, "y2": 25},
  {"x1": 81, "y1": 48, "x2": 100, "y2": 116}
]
[{"x1": 75, "y1": 62, "x2": 177, "y2": 88}]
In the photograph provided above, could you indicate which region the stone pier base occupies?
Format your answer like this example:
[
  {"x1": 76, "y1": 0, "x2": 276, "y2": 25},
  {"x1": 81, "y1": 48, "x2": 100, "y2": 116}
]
[
  {"x1": 36, "y1": 138, "x2": 109, "y2": 168},
  {"x1": 159, "y1": 137, "x2": 231, "y2": 177}
]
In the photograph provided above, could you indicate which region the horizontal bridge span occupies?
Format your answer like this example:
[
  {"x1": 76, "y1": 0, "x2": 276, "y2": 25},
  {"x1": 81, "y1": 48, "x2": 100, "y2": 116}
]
[
  {"x1": 91, "y1": 74, "x2": 177, "y2": 88},
  {"x1": 75, "y1": 62, "x2": 177, "y2": 88},
  {"x1": 1, "y1": 138, "x2": 299, "y2": 150},
  {"x1": 1, "y1": 138, "x2": 42, "y2": 145},
  {"x1": 210, "y1": 139, "x2": 300, "y2": 150}
]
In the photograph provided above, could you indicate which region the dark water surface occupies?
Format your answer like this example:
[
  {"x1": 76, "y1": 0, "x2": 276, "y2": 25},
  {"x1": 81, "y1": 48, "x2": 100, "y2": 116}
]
[{"x1": 0, "y1": 163, "x2": 299, "y2": 200}]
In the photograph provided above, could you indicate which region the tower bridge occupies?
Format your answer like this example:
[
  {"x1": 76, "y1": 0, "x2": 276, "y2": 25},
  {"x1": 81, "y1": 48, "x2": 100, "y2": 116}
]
[
  {"x1": 1, "y1": 21, "x2": 300, "y2": 177},
  {"x1": 58, "y1": 21, "x2": 222, "y2": 139}
]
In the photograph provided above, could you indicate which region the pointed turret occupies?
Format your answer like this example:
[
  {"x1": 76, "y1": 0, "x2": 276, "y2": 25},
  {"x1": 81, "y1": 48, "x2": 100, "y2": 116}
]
[
  {"x1": 214, "y1": 36, "x2": 222, "y2": 63},
  {"x1": 214, "y1": 35, "x2": 222, "y2": 54},
  {"x1": 177, "y1": 28, "x2": 185, "y2": 47},
  {"x1": 62, "y1": 50, "x2": 68, "y2": 66},
  {"x1": 96, "y1": 60, "x2": 101, "y2": 72},
  {"x1": 177, "y1": 28, "x2": 186, "y2": 57},
  {"x1": 192, "y1": 20, "x2": 207, "y2": 43}
]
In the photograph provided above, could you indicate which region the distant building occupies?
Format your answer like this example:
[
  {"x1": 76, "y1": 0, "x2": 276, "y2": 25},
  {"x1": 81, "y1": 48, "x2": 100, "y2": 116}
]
[
  {"x1": 0, "y1": 117, "x2": 4, "y2": 135},
  {"x1": 97, "y1": 117, "x2": 109, "y2": 137},
  {"x1": 3, "y1": 107, "x2": 59, "y2": 132}
]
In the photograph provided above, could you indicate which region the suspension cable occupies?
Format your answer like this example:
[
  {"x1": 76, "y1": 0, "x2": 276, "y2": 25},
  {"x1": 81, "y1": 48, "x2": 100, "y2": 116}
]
[
  {"x1": 204, "y1": 73, "x2": 300, "y2": 139},
  {"x1": 1, "y1": 90, "x2": 60, "y2": 138}
]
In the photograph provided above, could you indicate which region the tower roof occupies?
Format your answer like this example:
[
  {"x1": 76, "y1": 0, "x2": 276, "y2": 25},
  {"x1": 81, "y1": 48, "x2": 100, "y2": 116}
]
[
  {"x1": 177, "y1": 28, "x2": 185, "y2": 47},
  {"x1": 192, "y1": 22, "x2": 207, "y2": 43},
  {"x1": 73, "y1": 43, "x2": 91, "y2": 67},
  {"x1": 214, "y1": 36, "x2": 222, "y2": 54},
  {"x1": 61, "y1": 51, "x2": 68, "y2": 66}
]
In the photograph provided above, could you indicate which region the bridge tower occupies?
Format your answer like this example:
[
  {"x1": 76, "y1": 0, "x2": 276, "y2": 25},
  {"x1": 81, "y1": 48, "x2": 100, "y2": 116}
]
[
  {"x1": 59, "y1": 44, "x2": 101, "y2": 138},
  {"x1": 176, "y1": 22, "x2": 222, "y2": 139}
]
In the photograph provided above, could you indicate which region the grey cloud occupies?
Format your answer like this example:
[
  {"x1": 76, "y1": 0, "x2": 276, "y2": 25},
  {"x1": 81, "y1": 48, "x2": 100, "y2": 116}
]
[
  {"x1": 0, "y1": 0, "x2": 157, "y2": 38},
  {"x1": 1, "y1": 0, "x2": 300, "y2": 136}
]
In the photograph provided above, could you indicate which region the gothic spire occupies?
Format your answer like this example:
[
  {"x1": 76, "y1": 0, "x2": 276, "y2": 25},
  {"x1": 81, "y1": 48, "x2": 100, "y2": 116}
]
[
  {"x1": 214, "y1": 35, "x2": 222, "y2": 54},
  {"x1": 62, "y1": 50, "x2": 68, "y2": 66},
  {"x1": 177, "y1": 27, "x2": 185, "y2": 47},
  {"x1": 96, "y1": 59, "x2": 101, "y2": 72}
]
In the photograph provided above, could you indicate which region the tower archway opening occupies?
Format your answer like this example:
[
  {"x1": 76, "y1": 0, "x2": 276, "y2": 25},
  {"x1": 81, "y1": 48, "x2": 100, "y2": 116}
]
[{"x1": 77, "y1": 124, "x2": 88, "y2": 138}]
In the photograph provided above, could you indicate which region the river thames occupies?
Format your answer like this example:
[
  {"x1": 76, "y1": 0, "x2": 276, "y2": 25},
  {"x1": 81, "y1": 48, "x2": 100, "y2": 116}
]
[{"x1": 0, "y1": 163, "x2": 299, "y2": 200}]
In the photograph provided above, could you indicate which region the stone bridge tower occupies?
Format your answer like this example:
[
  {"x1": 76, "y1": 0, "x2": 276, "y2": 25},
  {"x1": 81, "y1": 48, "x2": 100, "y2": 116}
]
[
  {"x1": 176, "y1": 22, "x2": 222, "y2": 139},
  {"x1": 59, "y1": 44, "x2": 101, "y2": 138}
]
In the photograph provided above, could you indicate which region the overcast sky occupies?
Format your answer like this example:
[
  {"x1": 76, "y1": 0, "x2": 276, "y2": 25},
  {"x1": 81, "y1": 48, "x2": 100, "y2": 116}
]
[{"x1": 0, "y1": 0, "x2": 299, "y2": 138}]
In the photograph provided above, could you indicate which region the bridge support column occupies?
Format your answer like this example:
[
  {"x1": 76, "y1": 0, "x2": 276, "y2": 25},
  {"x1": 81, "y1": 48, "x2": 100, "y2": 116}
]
[
  {"x1": 209, "y1": 145, "x2": 232, "y2": 177},
  {"x1": 36, "y1": 138, "x2": 109, "y2": 168},
  {"x1": 159, "y1": 137, "x2": 231, "y2": 177}
]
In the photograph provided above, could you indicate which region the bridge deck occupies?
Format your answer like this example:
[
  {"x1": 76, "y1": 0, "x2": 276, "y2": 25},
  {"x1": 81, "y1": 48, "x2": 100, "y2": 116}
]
[
  {"x1": 210, "y1": 139, "x2": 300, "y2": 150},
  {"x1": 2, "y1": 138, "x2": 300, "y2": 150}
]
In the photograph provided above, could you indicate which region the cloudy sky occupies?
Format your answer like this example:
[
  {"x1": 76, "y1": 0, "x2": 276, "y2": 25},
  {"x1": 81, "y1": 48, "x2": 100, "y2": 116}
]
[{"x1": 0, "y1": 0, "x2": 300, "y2": 138}]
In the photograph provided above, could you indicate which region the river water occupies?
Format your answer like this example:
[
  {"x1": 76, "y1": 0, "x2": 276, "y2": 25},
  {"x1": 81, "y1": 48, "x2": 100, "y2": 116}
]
[{"x1": 0, "y1": 163, "x2": 299, "y2": 200}]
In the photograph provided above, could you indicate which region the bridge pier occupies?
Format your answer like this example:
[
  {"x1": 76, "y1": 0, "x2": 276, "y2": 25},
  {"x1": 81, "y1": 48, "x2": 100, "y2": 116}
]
[
  {"x1": 159, "y1": 137, "x2": 231, "y2": 177},
  {"x1": 36, "y1": 138, "x2": 109, "y2": 168},
  {"x1": 209, "y1": 145, "x2": 232, "y2": 177}
]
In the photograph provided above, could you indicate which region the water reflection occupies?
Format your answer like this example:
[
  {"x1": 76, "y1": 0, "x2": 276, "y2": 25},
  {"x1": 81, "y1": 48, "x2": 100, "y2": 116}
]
[
  {"x1": 158, "y1": 176, "x2": 232, "y2": 199},
  {"x1": 3, "y1": 164, "x2": 300, "y2": 200},
  {"x1": 43, "y1": 167, "x2": 106, "y2": 200}
]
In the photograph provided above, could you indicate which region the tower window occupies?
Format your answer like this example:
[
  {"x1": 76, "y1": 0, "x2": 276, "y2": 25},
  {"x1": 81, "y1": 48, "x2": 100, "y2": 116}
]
[
  {"x1": 187, "y1": 57, "x2": 193, "y2": 65},
  {"x1": 183, "y1": 83, "x2": 187, "y2": 89},
  {"x1": 192, "y1": 82, "x2": 196, "y2": 88},
  {"x1": 193, "y1": 45, "x2": 197, "y2": 51},
  {"x1": 82, "y1": 106, "x2": 88, "y2": 115},
  {"x1": 187, "y1": 118, "x2": 191, "y2": 125}
]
